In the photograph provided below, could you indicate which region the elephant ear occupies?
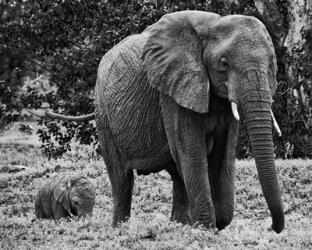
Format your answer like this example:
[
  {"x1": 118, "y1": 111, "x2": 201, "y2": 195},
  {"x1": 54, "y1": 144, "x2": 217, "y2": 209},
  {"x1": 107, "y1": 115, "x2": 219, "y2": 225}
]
[
  {"x1": 53, "y1": 175, "x2": 72, "y2": 214},
  {"x1": 142, "y1": 11, "x2": 215, "y2": 113}
]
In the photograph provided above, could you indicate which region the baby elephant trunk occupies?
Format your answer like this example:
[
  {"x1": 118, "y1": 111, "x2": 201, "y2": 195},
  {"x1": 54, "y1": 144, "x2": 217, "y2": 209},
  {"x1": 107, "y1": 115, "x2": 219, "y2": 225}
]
[{"x1": 78, "y1": 204, "x2": 94, "y2": 217}]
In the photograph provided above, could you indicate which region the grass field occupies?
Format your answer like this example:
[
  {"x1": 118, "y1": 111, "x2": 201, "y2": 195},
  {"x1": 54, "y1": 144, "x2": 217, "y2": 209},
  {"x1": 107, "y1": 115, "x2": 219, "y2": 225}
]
[{"x1": 1, "y1": 123, "x2": 312, "y2": 249}]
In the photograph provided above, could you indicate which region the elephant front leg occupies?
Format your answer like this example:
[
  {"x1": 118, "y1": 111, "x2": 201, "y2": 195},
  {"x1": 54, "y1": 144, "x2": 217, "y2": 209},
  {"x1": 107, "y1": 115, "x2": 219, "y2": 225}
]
[
  {"x1": 208, "y1": 118, "x2": 239, "y2": 230},
  {"x1": 161, "y1": 95, "x2": 216, "y2": 228},
  {"x1": 168, "y1": 168, "x2": 191, "y2": 224},
  {"x1": 52, "y1": 201, "x2": 69, "y2": 220},
  {"x1": 182, "y1": 160, "x2": 216, "y2": 227}
]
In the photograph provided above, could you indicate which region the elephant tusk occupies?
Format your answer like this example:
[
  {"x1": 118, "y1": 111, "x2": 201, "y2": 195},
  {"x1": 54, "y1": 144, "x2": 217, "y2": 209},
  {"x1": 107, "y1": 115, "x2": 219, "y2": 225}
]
[
  {"x1": 231, "y1": 102, "x2": 240, "y2": 121},
  {"x1": 271, "y1": 110, "x2": 282, "y2": 137}
]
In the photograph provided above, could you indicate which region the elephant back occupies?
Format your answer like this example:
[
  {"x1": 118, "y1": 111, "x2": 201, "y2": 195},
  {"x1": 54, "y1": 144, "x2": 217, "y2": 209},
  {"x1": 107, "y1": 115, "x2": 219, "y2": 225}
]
[
  {"x1": 94, "y1": 33, "x2": 168, "y2": 160},
  {"x1": 95, "y1": 33, "x2": 149, "y2": 108}
]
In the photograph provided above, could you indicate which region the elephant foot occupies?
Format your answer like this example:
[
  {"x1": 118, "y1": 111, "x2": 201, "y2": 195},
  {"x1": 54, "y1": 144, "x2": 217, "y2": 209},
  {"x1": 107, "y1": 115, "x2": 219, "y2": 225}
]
[
  {"x1": 216, "y1": 220, "x2": 229, "y2": 230},
  {"x1": 214, "y1": 202, "x2": 233, "y2": 230},
  {"x1": 170, "y1": 208, "x2": 191, "y2": 225},
  {"x1": 112, "y1": 210, "x2": 131, "y2": 227}
]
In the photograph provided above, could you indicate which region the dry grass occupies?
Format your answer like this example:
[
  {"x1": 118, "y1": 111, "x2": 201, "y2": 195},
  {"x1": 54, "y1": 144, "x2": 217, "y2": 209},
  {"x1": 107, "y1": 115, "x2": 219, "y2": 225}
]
[{"x1": 0, "y1": 123, "x2": 311, "y2": 249}]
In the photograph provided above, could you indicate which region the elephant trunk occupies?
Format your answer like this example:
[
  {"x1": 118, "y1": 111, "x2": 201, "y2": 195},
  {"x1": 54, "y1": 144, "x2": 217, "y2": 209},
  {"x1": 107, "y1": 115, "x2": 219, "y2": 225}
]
[
  {"x1": 240, "y1": 74, "x2": 284, "y2": 233},
  {"x1": 78, "y1": 204, "x2": 94, "y2": 217}
]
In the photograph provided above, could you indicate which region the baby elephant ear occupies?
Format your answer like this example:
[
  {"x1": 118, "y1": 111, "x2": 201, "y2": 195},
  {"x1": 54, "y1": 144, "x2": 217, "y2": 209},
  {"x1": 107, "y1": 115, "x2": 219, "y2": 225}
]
[
  {"x1": 53, "y1": 176, "x2": 71, "y2": 213},
  {"x1": 142, "y1": 12, "x2": 210, "y2": 113}
]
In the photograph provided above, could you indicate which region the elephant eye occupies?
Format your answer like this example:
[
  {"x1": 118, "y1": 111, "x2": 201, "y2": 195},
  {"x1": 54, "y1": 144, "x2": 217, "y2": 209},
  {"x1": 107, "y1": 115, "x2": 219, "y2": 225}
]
[{"x1": 219, "y1": 57, "x2": 229, "y2": 71}]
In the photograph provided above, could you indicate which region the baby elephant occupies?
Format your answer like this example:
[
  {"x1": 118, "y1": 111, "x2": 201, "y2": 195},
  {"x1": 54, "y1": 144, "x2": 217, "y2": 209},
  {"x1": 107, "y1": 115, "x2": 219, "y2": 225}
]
[{"x1": 35, "y1": 173, "x2": 96, "y2": 219}]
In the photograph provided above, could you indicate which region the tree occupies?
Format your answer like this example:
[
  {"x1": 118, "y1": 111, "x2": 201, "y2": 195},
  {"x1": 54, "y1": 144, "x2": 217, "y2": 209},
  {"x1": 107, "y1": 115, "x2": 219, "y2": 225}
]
[{"x1": 2, "y1": 0, "x2": 311, "y2": 158}]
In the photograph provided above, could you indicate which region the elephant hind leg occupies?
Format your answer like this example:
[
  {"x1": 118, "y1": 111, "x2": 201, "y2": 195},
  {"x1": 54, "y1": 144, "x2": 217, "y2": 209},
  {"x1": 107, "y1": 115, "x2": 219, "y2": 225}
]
[
  {"x1": 111, "y1": 168, "x2": 134, "y2": 226},
  {"x1": 103, "y1": 151, "x2": 134, "y2": 226},
  {"x1": 96, "y1": 121, "x2": 134, "y2": 227},
  {"x1": 168, "y1": 168, "x2": 191, "y2": 225}
]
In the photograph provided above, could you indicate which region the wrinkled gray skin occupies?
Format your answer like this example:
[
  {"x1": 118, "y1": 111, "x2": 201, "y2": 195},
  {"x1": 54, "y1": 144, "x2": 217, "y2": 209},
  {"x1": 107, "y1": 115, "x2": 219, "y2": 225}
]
[
  {"x1": 35, "y1": 174, "x2": 96, "y2": 219},
  {"x1": 95, "y1": 11, "x2": 284, "y2": 233}
]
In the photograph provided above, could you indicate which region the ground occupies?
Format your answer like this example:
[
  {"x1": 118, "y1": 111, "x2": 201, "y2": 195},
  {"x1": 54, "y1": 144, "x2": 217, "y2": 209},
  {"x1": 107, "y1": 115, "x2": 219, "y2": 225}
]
[{"x1": 0, "y1": 122, "x2": 311, "y2": 249}]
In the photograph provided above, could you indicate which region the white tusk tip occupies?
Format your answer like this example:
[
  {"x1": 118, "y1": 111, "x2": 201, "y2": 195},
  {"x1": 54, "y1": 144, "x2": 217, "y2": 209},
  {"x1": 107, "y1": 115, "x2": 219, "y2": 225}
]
[
  {"x1": 231, "y1": 102, "x2": 240, "y2": 121},
  {"x1": 271, "y1": 110, "x2": 282, "y2": 137}
]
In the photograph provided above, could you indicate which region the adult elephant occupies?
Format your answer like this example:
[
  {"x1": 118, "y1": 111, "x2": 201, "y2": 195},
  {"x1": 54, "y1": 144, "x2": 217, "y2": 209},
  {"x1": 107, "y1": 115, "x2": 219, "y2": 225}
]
[{"x1": 37, "y1": 11, "x2": 284, "y2": 233}]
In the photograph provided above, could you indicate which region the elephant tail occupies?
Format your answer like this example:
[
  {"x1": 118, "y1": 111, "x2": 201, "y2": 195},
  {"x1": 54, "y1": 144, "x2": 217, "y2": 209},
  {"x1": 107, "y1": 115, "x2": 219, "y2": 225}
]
[{"x1": 28, "y1": 109, "x2": 95, "y2": 121}]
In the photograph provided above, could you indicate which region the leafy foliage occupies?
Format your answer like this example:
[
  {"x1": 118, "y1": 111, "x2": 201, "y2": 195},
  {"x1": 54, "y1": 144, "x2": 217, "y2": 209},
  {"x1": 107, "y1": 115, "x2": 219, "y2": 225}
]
[
  {"x1": 280, "y1": 27, "x2": 312, "y2": 158},
  {"x1": 1, "y1": 0, "x2": 311, "y2": 158}
]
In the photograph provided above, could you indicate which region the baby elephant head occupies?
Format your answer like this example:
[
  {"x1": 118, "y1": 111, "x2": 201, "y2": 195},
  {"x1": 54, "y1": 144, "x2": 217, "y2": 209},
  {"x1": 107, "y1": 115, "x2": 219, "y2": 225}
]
[{"x1": 54, "y1": 174, "x2": 96, "y2": 217}]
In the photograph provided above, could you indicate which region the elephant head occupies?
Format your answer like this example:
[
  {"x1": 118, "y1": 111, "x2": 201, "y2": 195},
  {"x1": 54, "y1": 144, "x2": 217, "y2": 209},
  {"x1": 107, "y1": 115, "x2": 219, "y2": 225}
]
[
  {"x1": 54, "y1": 175, "x2": 96, "y2": 217},
  {"x1": 142, "y1": 11, "x2": 284, "y2": 233}
]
